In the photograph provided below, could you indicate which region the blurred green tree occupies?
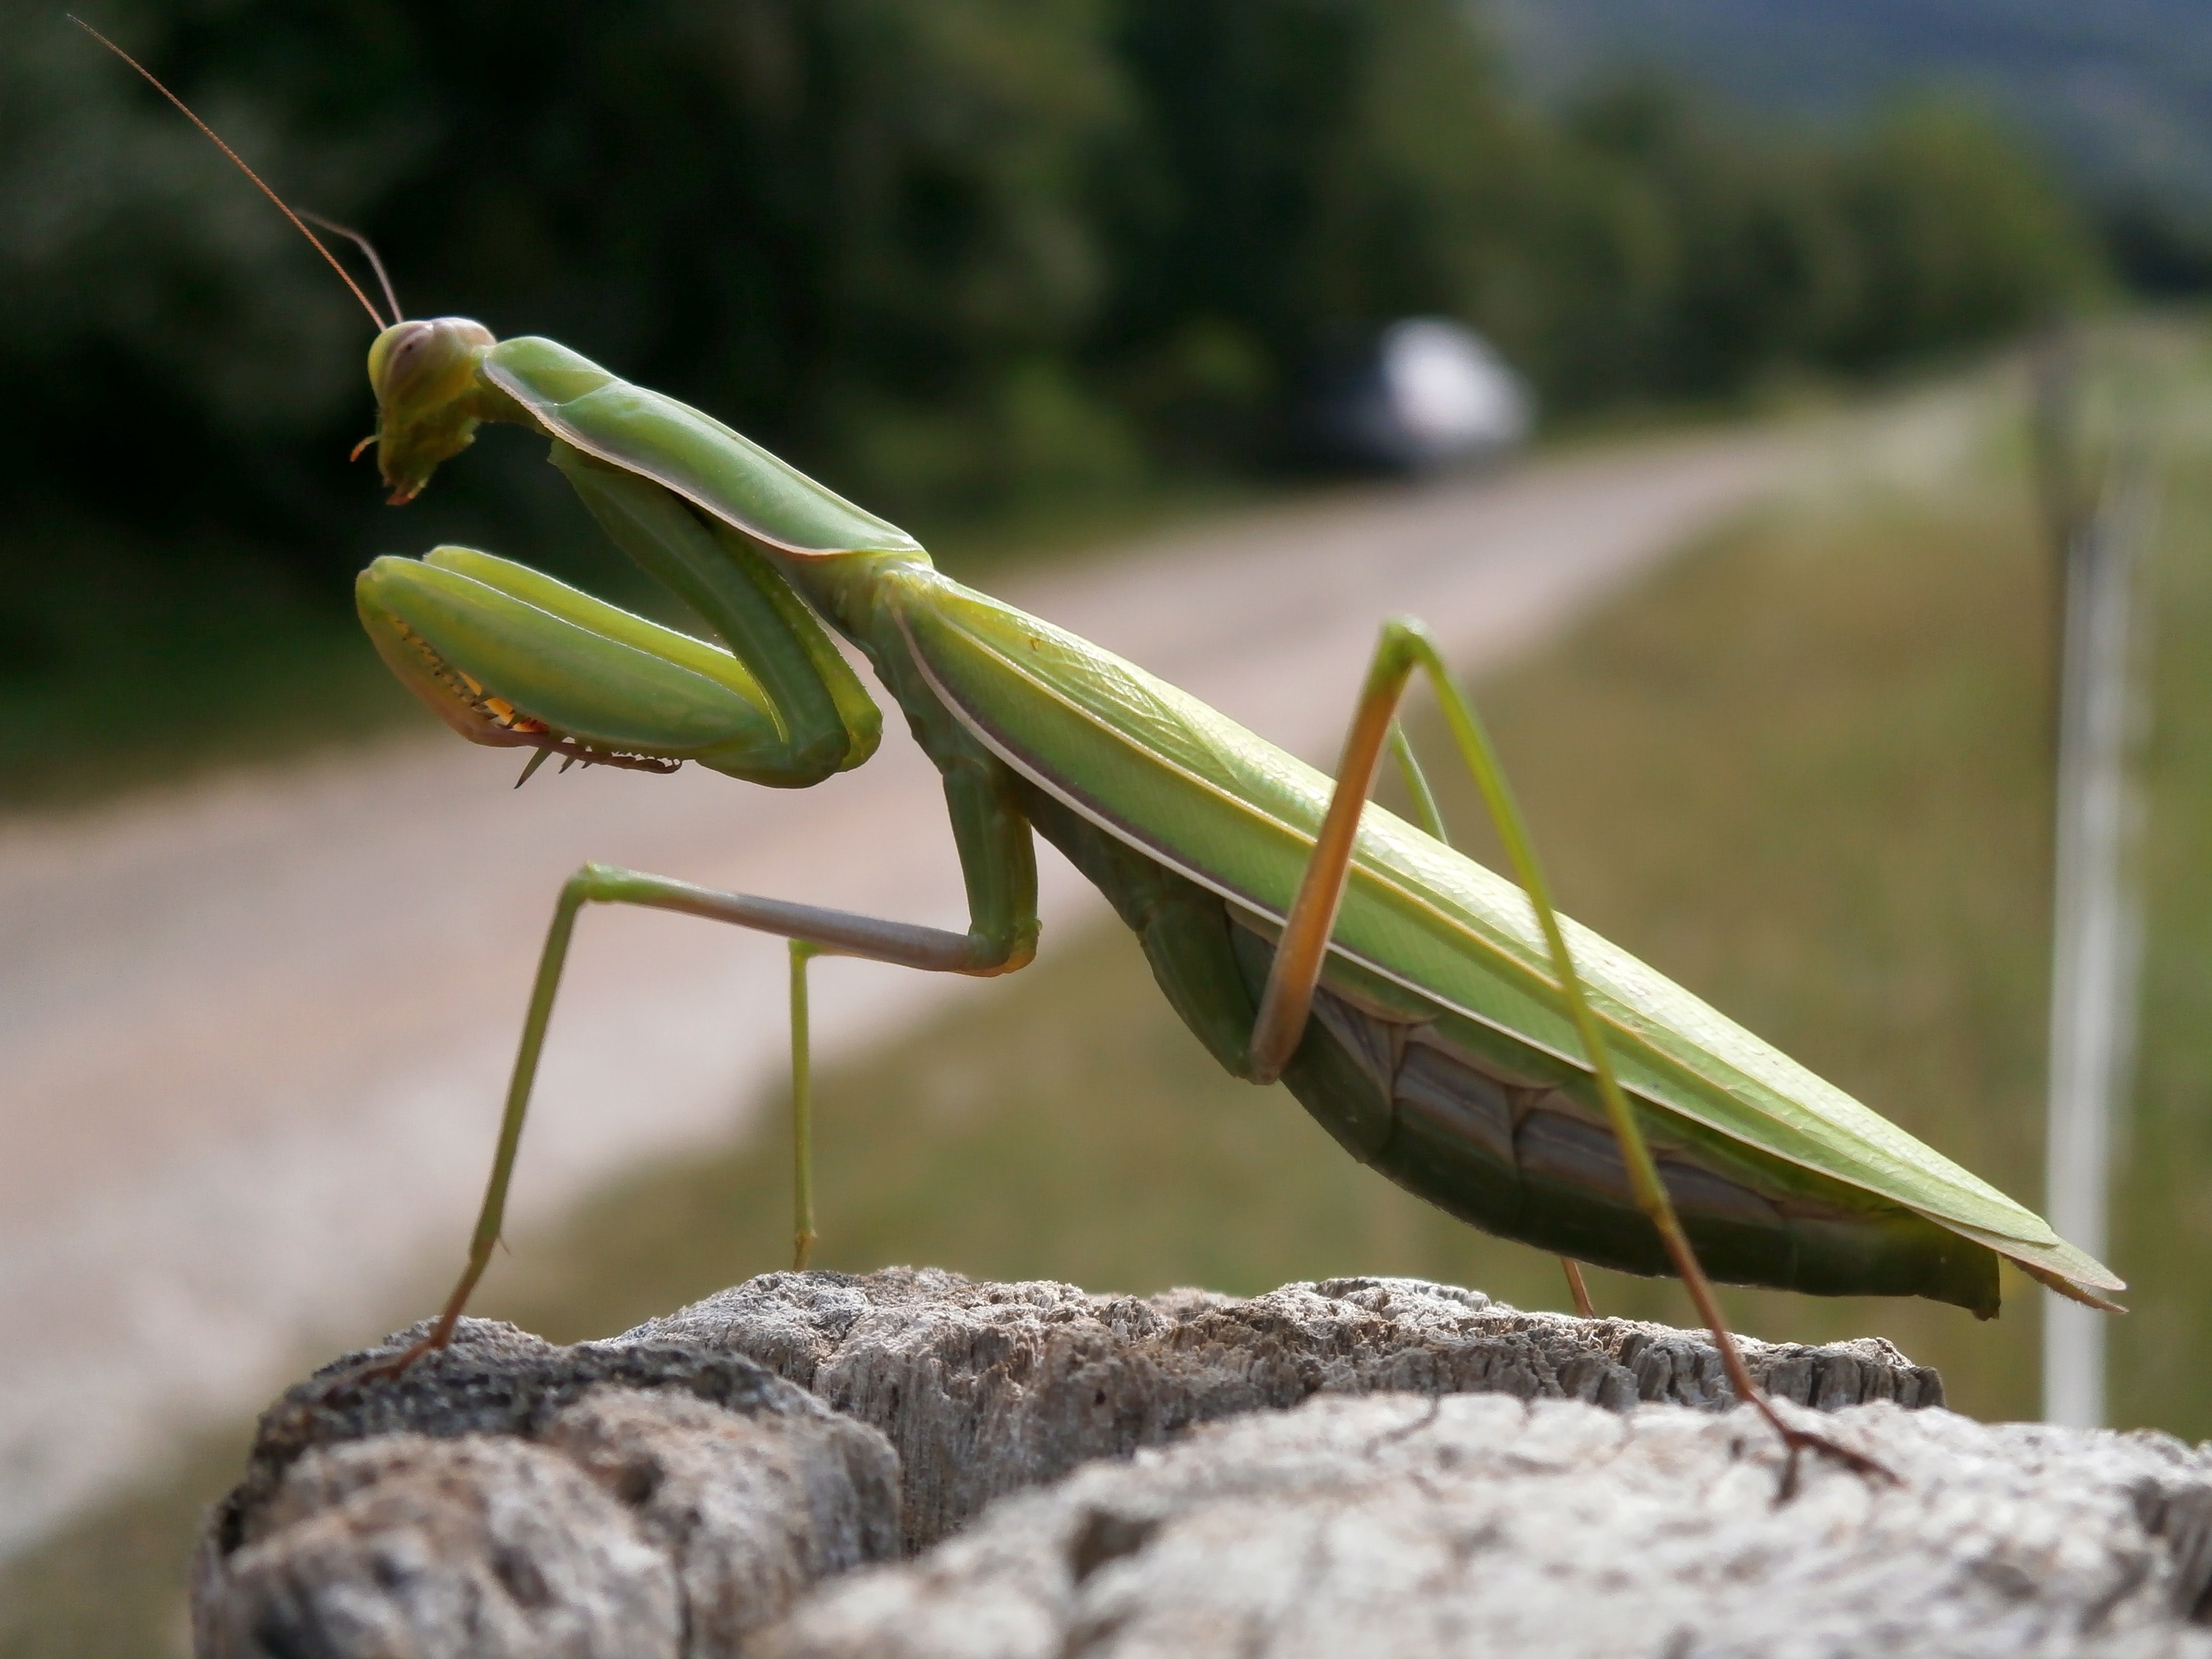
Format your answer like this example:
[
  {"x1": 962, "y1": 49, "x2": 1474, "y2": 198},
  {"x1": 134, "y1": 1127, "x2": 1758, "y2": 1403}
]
[{"x1": 1826, "y1": 101, "x2": 2107, "y2": 365}]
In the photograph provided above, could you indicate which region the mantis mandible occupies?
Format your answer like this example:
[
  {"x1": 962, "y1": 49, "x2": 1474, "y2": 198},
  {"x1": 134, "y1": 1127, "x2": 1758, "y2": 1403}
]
[{"x1": 87, "y1": 23, "x2": 2120, "y2": 1489}]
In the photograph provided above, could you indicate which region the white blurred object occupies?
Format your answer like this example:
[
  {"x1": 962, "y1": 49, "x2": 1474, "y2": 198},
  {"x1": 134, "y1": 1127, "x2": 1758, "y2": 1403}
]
[
  {"x1": 2031, "y1": 332, "x2": 2156, "y2": 1433},
  {"x1": 2041, "y1": 454, "x2": 2154, "y2": 1431},
  {"x1": 1309, "y1": 318, "x2": 1531, "y2": 473},
  {"x1": 1382, "y1": 319, "x2": 1531, "y2": 466}
]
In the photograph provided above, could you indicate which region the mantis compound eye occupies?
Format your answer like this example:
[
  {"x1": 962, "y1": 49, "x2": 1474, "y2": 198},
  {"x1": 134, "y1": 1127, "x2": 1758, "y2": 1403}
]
[
  {"x1": 369, "y1": 320, "x2": 435, "y2": 398},
  {"x1": 368, "y1": 317, "x2": 493, "y2": 408}
]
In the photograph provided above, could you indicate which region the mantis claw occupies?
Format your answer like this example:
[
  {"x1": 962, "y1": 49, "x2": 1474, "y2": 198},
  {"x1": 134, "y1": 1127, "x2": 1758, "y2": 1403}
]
[
  {"x1": 307, "y1": 1314, "x2": 460, "y2": 1404},
  {"x1": 1754, "y1": 1400, "x2": 1898, "y2": 1503}
]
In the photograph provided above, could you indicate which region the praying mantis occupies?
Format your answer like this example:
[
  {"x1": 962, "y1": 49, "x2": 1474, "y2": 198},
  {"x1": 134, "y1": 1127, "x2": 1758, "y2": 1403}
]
[{"x1": 86, "y1": 22, "x2": 2120, "y2": 1486}]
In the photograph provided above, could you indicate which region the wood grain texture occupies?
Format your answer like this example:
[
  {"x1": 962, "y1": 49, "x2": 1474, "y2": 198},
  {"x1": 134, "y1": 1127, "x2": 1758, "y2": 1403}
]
[{"x1": 768, "y1": 1390, "x2": 2212, "y2": 1659}]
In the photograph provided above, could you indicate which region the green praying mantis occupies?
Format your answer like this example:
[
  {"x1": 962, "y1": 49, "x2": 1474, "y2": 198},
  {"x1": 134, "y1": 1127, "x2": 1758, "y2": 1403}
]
[{"x1": 87, "y1": 22, "x2": 2121, "y2": 1486}]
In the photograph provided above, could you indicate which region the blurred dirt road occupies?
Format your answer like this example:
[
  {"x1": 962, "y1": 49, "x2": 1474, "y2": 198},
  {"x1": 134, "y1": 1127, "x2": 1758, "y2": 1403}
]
[{"x1": 0, "y1": 430, "x2": 1789, "y2": 1554}]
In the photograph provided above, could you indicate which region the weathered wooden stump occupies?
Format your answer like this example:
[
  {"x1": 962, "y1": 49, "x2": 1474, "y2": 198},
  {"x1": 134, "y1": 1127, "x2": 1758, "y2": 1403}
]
[{"x1": 191, "y1": 1271, "x2": 2212, "y2": 1658}]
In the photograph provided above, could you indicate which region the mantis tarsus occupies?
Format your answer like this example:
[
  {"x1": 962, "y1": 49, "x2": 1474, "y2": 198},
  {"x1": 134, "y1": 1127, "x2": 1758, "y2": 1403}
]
[{"x1": 89, "y1": 22, "x2": 2121, "y2": 1493}]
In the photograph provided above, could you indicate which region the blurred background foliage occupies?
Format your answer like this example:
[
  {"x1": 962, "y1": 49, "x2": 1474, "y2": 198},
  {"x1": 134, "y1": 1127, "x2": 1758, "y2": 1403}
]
[
  {"x1": 1491, "y1": 0, "x2": 2212, "y2": 295},
  {"x1": 0, "y1": 0, "x2": 2129, "y2": 796}
]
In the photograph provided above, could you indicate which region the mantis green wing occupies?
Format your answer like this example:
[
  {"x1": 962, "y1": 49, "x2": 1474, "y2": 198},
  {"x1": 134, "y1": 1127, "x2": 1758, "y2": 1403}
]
[{"x1": 886, "y1": 570, "x2": 2124, "y2": 1311}]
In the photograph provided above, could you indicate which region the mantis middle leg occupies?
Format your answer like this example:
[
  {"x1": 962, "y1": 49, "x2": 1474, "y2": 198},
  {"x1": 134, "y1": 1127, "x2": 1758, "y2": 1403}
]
[{"x1": 375, "y1": 860, "x2": 1027, "y2": 1377}]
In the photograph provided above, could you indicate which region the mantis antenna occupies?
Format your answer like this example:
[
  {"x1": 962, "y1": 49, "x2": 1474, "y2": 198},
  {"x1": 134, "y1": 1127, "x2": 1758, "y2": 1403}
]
[
  {"x1": 69, "y1": 14, "x2": 392, "y2": 332},
  {"x1": 300, "y1": 212, "x2": 404, "y2": 328}
]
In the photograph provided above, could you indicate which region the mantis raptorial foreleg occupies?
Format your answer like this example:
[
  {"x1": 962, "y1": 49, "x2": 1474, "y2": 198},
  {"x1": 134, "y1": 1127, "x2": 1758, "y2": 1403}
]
[
  {"x1": 1388, "y1": 722, "x2": 1600, "y2": 1321},
  {"x1": 1254, "y1": 620, "x2": 1891, "y2": 1494}
]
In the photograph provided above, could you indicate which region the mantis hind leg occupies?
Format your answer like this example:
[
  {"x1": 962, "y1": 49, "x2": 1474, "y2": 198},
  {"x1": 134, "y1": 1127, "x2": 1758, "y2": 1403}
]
[
  {"x1": 1388, "y1": 723, "x2": 1599, "y2": 1322},
  {"x1": 1251, "y1": 619, "x2": 1893, "y2": 1499},
  {"x1": 359, "y1": 864, "x2": 987, "y2": 1380}
]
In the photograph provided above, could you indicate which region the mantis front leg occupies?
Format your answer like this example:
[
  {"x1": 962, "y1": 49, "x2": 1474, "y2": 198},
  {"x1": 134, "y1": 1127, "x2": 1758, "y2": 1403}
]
[{"x1": 1251, "y1": 620, "x2": 1892, "y2": 1496}]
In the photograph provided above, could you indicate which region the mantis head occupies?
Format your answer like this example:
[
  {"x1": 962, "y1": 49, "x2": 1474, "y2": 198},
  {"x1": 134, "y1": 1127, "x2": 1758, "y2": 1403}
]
[
  {"x1": 69, "y1": 23, "x2": 470, "y2": 505},
  {"x1": 367, "y1": 318, "x2": 503, "y2": 505}
]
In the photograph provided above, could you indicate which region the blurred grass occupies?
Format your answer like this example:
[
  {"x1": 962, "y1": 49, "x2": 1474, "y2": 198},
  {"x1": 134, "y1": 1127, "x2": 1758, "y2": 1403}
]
[{"x1": 9, "y1": 335, "x2": 2212, "y2": 1655}]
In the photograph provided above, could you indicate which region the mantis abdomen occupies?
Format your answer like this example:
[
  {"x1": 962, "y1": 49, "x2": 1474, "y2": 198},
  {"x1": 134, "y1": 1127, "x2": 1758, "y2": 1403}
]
[{"x1": 1021, "y1": 780, "x2": 2000, "y2": 1317}]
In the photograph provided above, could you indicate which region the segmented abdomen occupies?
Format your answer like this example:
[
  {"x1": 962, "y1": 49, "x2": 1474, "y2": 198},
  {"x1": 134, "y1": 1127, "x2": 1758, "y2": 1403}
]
[
  {"x1": 1229, "y1": 919, "x2": 1996, "y2": 1314},
  {"x1": 1018, "y1": 775, "x2": 1997, "y2": 1316}
]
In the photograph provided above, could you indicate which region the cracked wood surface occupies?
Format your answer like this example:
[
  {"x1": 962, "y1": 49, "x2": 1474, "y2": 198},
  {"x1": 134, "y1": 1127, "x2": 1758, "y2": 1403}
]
[{"x1": 184, "y1": 1271, "x2": 2101, "y2": 1659}]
